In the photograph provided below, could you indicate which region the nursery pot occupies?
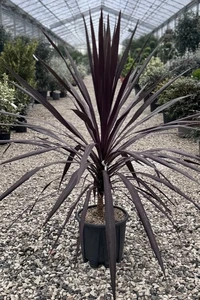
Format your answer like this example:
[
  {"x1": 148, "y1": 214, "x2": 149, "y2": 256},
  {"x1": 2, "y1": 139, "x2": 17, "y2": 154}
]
[
  {"x1": 76, "y1": 205, "x2": 128, "y2": 268},
  {"x1": 15, "y1": 117, "x2": 27, "y2": 133},
  {"x1": 178, "y1": 126, "x2": 193, "y2": 138},
  {"x1": 150, "y1": 100, "x2": 160, "y2": 112},
  {"x1": 0, "y1": 131, "x2": 10, "y2": 144},
  {"x1": 144, "y1": 93, "x2": 160, "y2": 112},
  {"x1": 52, "y1": 91, "x2": 60, "y2": 100},
  {"x1": 60, "y1": 91, "x2": 67, "y2": 98},
  {"x1": 134, "y1": 83, "x2": 141, "y2": 95},
  {"x1": 163, "y1": 111, "x2": 176, "y2": 124},
  {"x1": 35, "y1": 90, "x2": 48, "y2": 103}
]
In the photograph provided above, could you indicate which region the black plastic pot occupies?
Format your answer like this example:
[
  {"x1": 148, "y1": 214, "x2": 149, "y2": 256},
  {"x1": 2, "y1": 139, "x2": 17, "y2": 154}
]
[
  {"x1": 76, "y1": 205, "x2": 128, "y2": 268},
  {"x1": 60, "y1": 91, "x2": 67, "y2": 98},
  {"x1": 163, "y1": 112, "x2": 176, "y2": 123},
  {"x1": 15, "y1": 117, "x2": 27, "y2": 133},
  {"x1": 150, "y1": 100, "x2": 160, "y2": 112},
  {"x1": 134, "y1": 83, "x2": 141, "y2": 95},
  {"x1": 144, "y1": 93, "x2": 160, "y2": 112},
  {"x1": 0, "y1": 132, "x2": 10, "y2": 144},
  {"x1": 52, "y1": 91, "x2": 60, "y2": 100},
  {"x1": 35, "y1": 90, "x2": 47, "y2": 103},
  {"x1": 37, "y1": 90, "x2": 47, "y2": 99},
  {"x1": 178, "y1": 126, "x2": 193, "y2": 138}
]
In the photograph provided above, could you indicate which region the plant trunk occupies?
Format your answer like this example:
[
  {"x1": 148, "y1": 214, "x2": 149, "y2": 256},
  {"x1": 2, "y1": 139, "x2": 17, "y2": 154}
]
[{"x1": 97, "y1": 193, "x2": 104, "y2": 219}]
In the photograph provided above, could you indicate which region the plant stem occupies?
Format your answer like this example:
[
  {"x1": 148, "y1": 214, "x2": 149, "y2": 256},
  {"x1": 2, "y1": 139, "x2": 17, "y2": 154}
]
[{"x1": 97, "y1": 192, "x2": 104, "y2": 219}]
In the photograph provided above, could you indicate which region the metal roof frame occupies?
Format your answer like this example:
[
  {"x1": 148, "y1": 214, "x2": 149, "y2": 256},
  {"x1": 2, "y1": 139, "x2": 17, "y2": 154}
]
[{"x1": 2, "y1": 0, "x2": 198, "y2": 50}]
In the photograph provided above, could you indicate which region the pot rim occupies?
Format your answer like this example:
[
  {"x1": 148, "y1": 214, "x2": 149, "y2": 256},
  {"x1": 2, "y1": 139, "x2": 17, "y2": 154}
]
[{"x1": 75, "y1": 205, "x2": 129, "y2": 228}]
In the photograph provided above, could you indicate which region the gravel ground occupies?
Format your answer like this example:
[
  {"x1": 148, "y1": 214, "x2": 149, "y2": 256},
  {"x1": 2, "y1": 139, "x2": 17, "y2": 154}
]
[{"x1": 0, "y1": 76, "x2": 200, "y2": 300}]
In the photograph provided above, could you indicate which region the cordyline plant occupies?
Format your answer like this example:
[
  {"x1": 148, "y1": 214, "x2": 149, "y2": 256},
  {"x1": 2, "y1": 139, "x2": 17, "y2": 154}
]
[{"x1": 1, "y1": 11, "x2": 200, "y2": 299}]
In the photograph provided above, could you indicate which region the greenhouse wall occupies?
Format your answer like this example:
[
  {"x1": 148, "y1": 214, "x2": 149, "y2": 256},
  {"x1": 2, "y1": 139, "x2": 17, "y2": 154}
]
[{"x1": 0, "y1": 0, "x2": 66, "y2": 46}]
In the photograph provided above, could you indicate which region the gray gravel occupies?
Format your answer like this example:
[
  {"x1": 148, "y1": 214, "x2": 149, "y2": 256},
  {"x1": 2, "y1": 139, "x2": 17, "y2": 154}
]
[{"x1": 0, "y1": 76, "x2": 200, "y2": 299}]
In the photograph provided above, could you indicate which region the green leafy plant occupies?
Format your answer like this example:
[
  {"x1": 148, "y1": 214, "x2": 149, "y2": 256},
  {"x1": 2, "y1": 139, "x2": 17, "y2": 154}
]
[
  {"x1": 168, "y1": 55, "x2": 200, "y2": 77},
  {"x1": 158, "y1": 29, "x2": 178, "y2": 63},
  {"x1": 191, "y1": 68, "x2": 200, "y2": 80},
  {"x1": 0, "y1": 25, "x2": 12, "y2": 54},
  {"x1": 0, "y1": 12, "x2": 200, "y2": 300},
  {"x1": 123, "y1": 33, "x2": 159, "y2": 62},
  {"x1": 0, "y1": 73, "x2": 17, "y2": 133},
  {"x1": 35, "y1": 39, "x2": 53, "y2": 91},
  {"x1": 0, "y1": 37, "x2": 37, "y2": 111},
  {"x1": 175, "y1": 12, "x2": 200, "y2": 56},
  {"x1": 158, "y1": 76, "x2": 200, "y2": 120},
  {"x1": 49, "y1": 55, "x2": 73, "y2": 92},
  {"x1": 139, "y1": 56, "x2": 167, "y2": 88},
  {"x1": 121, "y1": 55, "x2": 134, "y2": 78}
]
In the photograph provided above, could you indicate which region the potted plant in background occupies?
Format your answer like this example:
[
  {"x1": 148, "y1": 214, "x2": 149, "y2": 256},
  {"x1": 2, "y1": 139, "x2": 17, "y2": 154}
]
[
  {"x1": 120, "y1": 55, "x2": 141, "y2": 94},
  {"x1": 158, "y1": 76, "x2": 200, "y2": 136},
  {"x1": 49, "y1": 55, "x2": 73, "y2": 99},
  {"x1": 0, "y1": 12, "x2": 200, "y2": 300},
  {"x1": 139, "y1": 56, "x2": 168, "y2": 111},
  {"x1": 0, "y1": 25, "x2": 12, "y2": 54},
  {"x1": 35, "y1": 39, "x2": 52, "y2": 101},
  {"x1": 0, "y1": 73, "x2": 17, "y2": 141},
  {"x1": 168, "y1": 52, "x2": 200, "y2": 77},
  {"x1": 120, "y1": 55, "x2": 134, "y2": 82},
  {"x1": 0, "y1": 36, "x2": 37, "y2": 112},
  {"x1": 191, "y1": 68, "x2": 200, "y2": 80}
]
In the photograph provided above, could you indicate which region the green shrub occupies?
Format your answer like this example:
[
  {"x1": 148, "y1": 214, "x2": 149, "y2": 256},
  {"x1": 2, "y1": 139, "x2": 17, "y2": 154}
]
[
  {"x1": 121, "y1": 56, "x2": 134, "y2": 78},
  {"x1": 35, "y1": 39, "x2": 53, "y2": 91},
  {"x1": 0, "y1": 25, "x2": 12, "y2": 54},
  {"x1": 191, "y1": 68, "x2": 200, "y2": 80},
  {"x1": 0, "y1": 74, "x2": 17, "y2": 132},
  {"x1": 168, "y1": 55, "x2": 200, "y2": 77},
  {"x1": 158, "y1": 76, "x2": 200, "y2": 119},
  {"x1": 0, "y1": 37, "x2": 37, "y2": 111},
  {"x1": 139, "y1": 56, "x2": 167, "y2": 88},
  {"x1": 175, "y1": 12, "x2": 200, "y2": 56}
]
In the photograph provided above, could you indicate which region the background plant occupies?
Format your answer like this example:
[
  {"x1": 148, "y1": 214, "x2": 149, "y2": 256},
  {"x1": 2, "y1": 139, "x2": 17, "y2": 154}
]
[
  {"x1": 0, "y1": 73, "x2": 17, "y2": 132},
  {"x1": 175, "y1": 12, "x2": 200, "y2": 56},
  {"x1": 191, "y1": 68, "x2": 200, "y2": 80},
  {"x1": 158, "y1": 76, "x2": 200, "y2": 120},
  {"x1": 158, "y1": 29, "x2": 178, "y2": 63},
  {"x1": 121, "y1": 55, "x2": 134, "y2": 77},
  {"x1": 0, "y1": 37, "x2": 37, "y2": 112},
  {"x1": 35, "y1": 39, "x2": 53, "y2": 91},
  {"x1": 0, "y1": 25, "x2": 12, "y2": 54},
  {"x1": 49, "y1": 55, "x2": 73, "y2": 84},
  {"x1": 139, "y1": 56, "x2": 167, "y2": 88},
  {"x1": 168, "y1": 53, "x2": 200, "y2": 77},
  {"x1": 123, "y1": 33, "x2": 159, "y2": 62}
]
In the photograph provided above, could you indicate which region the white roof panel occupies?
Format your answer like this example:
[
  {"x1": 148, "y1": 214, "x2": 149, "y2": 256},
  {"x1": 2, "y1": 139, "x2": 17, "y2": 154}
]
[{"x1": 8, "y1": 0, "x2": 195, "y2": 47}]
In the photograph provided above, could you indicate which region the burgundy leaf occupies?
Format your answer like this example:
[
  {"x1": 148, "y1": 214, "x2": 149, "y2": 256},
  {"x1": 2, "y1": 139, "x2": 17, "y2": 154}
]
[
  {"x1": 6, "y1": 67, "x2": 87, "y2": 143},
  {"x1": 44, "y1": 170, "x2": 79, "y2": 225},
  {"x1": 79, "y1": 188, "x2": 92, "y2": 249},
  {"x1": 77, "y1": 143, "x2": 95, "y2": 182},
  {"x1": 103, "y1": 170, "x2": 116, "y2": 300},
  {"x1": 1, "y1": 146, "x2": 59, "y2": 165},
  {"x1": 0, "y1": 161, "x2": 65, "y2": 201},
  {"x1": 52, "y1": 185, "x2": 91, "y2": 251},
  {"x1": 137, "y1": 172, "x2": 200, "y2": 210},
  {"x1": 59, "y1": 145, "x2": 81, "y2": 186},
  {"x1": 118, "y1": 173, "x2": 165, "y2": 274}
]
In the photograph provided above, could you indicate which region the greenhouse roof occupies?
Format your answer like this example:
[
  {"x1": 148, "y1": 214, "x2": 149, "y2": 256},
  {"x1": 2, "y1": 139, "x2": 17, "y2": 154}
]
[{"x1": 9, "y1": 0, "x2": 195, "y2": 49}]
